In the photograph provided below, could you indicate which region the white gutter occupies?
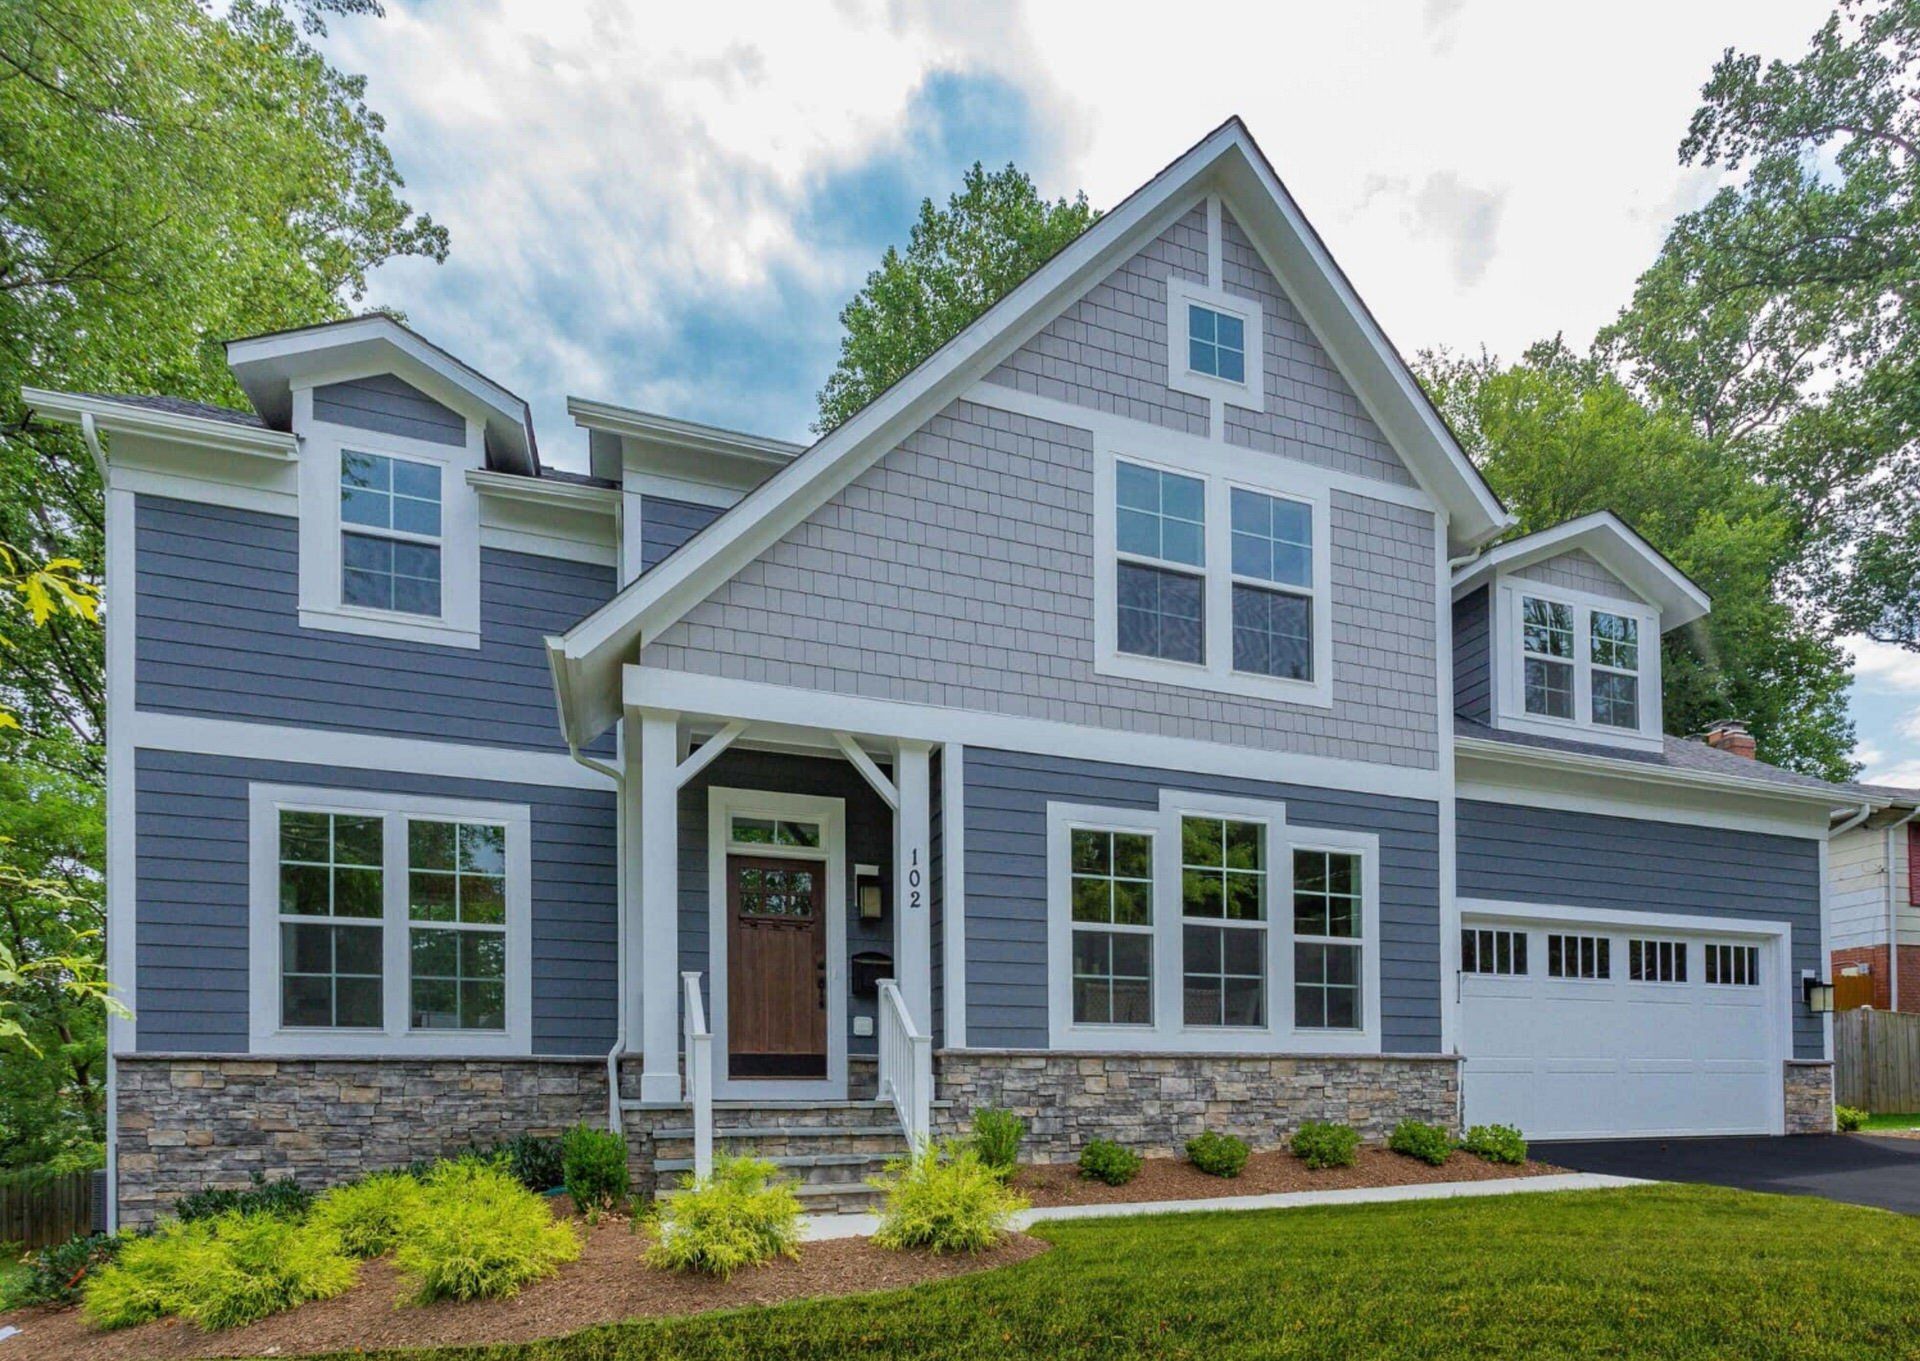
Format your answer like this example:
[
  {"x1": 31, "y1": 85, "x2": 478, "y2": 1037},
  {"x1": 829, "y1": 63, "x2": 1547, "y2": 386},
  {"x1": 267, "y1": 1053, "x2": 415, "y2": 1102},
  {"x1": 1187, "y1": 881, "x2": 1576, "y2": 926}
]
[
  {"x1": 1458, "y1": 735, "x2": 1888, "y2": 811},
  {"x1": 1889, "y1": 807, "x2": 1920, "y2": 1012}
]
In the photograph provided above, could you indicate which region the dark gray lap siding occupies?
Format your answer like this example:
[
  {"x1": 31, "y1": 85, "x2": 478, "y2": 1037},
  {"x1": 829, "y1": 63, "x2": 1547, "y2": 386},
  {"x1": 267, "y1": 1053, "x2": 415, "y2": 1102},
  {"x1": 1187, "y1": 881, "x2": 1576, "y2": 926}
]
[
  {"x1": 133, "y1": 496, "x2": 613, "y2": 754},
  {"x1": 1456, "y1": 800, "x2": 1824, "y2": 1059},
  {"x1": 640, "y1": 496, "x2": 724, "y2": 574},
  {"x1": 961, "y1": 748, "x2": 1442, "y2": 1052},
  {"x1": 133, "y1": 749, "x2": 616, "y2": 1055}
]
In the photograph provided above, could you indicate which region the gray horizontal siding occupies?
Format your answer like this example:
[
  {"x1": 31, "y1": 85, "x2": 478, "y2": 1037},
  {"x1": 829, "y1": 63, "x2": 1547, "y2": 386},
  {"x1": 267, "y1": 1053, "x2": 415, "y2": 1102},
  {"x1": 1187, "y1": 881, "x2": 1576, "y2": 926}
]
[
  {"x1": 1452, "y1": 584, "x2": 1491, "y2": 722},
  {"x1": 961, "y1": 747, "x2": 1442, "y2": 1052},
  {"x1": 676, "y1": 748, "x2": 893, "y2": 1056},
  {"x1": 134, "y1": 496, "x2": 613, "y2": 754},
  {"x1": 640, "y1": 496, "x2": 724, "y2": 574},
  {"x1": 1457, "y1": 800, "x2": 1824, "y2": 1059},
  {"x1": 133, "y1": 749, "x2": 616, "y2": 1056},
  {"x1": 314, "y1": 373, "x2": 465, "y2": 447}
]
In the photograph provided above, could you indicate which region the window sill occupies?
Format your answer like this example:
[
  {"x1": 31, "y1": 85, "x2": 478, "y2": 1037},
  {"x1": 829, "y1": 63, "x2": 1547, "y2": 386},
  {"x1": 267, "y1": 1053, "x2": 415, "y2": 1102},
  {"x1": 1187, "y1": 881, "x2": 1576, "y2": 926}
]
[
  {"x1": 1049, "y1": 1024, "x2": 1380, "y2": 1055},
  {"x1": 299, "y1": 604, "x2": 482, "y2": 650},
  {"x1": 248, "y1": 1026, "x2": 529, "y2": 1058},
  {"x1": 1096, "y1": 650, "x2": 1334, "y2": 709}
]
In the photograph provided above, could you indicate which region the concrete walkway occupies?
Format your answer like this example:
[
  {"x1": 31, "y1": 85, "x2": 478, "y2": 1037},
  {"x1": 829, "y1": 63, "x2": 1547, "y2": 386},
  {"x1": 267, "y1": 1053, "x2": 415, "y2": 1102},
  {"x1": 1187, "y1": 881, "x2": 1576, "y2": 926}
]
[{"x1": 800, "y1": 1170, "x2": 1647, "y2": 1241}]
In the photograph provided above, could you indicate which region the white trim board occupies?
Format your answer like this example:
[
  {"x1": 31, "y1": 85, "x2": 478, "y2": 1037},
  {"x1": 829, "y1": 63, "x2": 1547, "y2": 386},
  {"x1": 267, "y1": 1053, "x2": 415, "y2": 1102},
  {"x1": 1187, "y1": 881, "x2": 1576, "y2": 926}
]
[
  {"x1": 624, "y1": 666, "x2": 1446, "y2": 803},
  {"x1": 1457, "y1": 761, "x2": 1832, "y2": 840},
  {"x1": 131, "y1": 711, "x2": 614, "y2": 791},
  {"x1": 706, "y1": 786, "x2": 849, "y2": 1100}
]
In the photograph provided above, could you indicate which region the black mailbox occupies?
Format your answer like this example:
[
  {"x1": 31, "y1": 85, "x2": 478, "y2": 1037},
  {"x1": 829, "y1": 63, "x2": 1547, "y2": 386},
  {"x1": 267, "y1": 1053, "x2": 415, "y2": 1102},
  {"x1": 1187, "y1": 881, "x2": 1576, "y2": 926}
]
[{"x1": 851, "y1": 950, "x2": 893, "y2": 999}]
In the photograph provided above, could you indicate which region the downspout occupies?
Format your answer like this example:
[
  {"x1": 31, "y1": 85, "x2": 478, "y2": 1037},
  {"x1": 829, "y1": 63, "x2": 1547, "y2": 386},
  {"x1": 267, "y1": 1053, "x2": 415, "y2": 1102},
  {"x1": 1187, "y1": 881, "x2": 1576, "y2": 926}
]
[
  {"x1": 1888, "y1": 807, "x2": 1920, "y2": 1012},
  {"x1": 80, "y1": 411, "x2": 108, "y2": 482}
]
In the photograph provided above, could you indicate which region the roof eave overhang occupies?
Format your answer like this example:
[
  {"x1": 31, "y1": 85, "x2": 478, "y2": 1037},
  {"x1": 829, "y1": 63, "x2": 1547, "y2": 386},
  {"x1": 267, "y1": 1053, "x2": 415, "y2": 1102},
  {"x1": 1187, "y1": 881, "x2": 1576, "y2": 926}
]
[
  {"x1": 1452, "y1": 512, "x2": 1711, "y2": 630},
  {"x1": 21, "y1": 387, "x2": 298, "y2": 459},
  {"x1": 1456, "y1": 734, "x2": 1882, "y2": 814}
]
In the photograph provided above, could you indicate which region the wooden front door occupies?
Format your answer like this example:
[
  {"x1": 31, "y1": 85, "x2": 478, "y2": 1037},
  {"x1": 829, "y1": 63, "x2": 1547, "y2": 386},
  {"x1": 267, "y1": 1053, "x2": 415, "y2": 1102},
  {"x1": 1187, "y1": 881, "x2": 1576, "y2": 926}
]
[{"x1": 727, "y1": 855, "x2": 827, "y2": 1078}]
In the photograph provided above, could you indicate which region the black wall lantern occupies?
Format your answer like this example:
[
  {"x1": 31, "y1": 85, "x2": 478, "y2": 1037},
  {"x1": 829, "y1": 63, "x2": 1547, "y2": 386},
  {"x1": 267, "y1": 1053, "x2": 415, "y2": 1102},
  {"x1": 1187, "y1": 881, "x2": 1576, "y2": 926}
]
[{"x1": 1803, "y1": 976, "x2": 1835, "y2": 1013}]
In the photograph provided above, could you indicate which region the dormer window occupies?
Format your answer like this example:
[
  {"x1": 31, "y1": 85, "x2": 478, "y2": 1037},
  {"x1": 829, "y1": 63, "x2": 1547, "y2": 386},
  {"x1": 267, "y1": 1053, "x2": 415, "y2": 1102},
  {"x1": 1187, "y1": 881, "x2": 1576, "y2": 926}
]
[
  {"x1": 1495, "y1": 579, "x2": 1661, "y2": 749},
  {"x1": 1520, "y1": 597, "x2": 1574, "y2": 720},
  {"x1": 1589, "y1": 611, "x2": 1640, "y2": 729},
  {"x1": 340, "y1": 451, "x2": 443, "y2": 617},
  {"x1": 1187, "y1": 305, "x2": 1245, "y2": 383}
]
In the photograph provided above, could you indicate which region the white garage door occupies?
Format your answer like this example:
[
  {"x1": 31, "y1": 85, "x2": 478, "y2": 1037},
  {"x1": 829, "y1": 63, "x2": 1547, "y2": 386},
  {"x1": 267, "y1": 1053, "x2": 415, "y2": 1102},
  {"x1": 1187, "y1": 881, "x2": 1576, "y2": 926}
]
[{"x1": 1460, "y1": 916, "x2": 1780, "y2": 1140}]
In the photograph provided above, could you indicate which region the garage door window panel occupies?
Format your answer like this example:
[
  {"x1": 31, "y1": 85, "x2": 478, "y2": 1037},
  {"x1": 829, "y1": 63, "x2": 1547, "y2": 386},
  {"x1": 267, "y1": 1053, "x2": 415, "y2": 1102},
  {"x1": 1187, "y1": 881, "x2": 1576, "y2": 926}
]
[
  {"x1": 1706, "y1": 943, "x2": 1761, "y2": 987},
  {"x1": 1628, "y1": 938, "x2": 1687, "y2": 984},
  {"x1": 1547, "y1": 932, "x2": 1610, "y2": 980},
  {"x1": 1463, "y1": 927, "x2": 1527, "y2": 976}
]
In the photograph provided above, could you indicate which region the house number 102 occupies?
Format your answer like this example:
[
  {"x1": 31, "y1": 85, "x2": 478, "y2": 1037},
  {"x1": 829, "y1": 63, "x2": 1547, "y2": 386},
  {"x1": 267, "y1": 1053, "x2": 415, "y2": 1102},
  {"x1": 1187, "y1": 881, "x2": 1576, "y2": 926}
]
[{"x1": 907, "y1": 848, "x2": 923, "y2": 914}]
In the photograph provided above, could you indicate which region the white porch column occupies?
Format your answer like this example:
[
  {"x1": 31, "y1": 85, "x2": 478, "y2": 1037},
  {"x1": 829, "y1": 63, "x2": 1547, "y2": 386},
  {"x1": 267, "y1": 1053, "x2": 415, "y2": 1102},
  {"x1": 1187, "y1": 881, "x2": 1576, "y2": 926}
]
[
  {"x1": 634, "y1": 707, "x2": 682, "y2": 1103},
  {"x1": 894, "y1": 740, "x2": 934, "y2": 1034}
]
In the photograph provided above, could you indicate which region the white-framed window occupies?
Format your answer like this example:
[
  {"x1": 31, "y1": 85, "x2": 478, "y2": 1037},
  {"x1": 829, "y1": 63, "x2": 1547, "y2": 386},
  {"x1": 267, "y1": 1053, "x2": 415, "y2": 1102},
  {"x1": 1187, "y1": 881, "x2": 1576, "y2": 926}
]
[
  {"x1": 1179, "y1": 816, "x2": 1267, "y2": 1027},
  {"x1": 340, "y1": 450, "x2": 443, "y2": 617},
  {"x1": 1461, "y1": 927, "x2": 1527, "y2": 977},
  {"x1": 249, "y1": 784, "x2": 531, "y2": 1055},
  {"x1": 1095, "y1": 443, "x2": 1332, "y2": 707},
  {"x1": 294, "y1": 382, "x2": 482, "y2": 649},
  {"x1": 1069, "y1": 827, "x2": 1156, "y2": 1026},
  {"x1": 1045, "y1": 792, "x2": 1378, "y2": 1053},
  {"x1": 1494, "y1": 579, "x2": 1661, "y2": 749},
  {"x1": 1546, "y1": 932, "x2": 1611, "y2": 980},
  {"x1": 1705, "y1": 942, "x2": 1760, "y2": 987},
  {"x1": 1165, "y1": 276, "x2": 1265, "y2": 406},
  {"x1": 1627, "y1": 937, "x2": 1687, "y2": 984}
]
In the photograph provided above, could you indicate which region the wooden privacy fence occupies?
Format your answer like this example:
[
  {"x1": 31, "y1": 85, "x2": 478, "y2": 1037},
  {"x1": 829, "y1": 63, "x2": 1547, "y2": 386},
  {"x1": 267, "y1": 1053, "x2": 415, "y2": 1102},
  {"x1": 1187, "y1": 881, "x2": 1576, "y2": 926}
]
[
  {"x1": 1835, "y1": 1008, "x2": 1920, "y2": 1113},
  {"x1": 0, "y1": 1168, "x2": 101, "y2": 1250}
]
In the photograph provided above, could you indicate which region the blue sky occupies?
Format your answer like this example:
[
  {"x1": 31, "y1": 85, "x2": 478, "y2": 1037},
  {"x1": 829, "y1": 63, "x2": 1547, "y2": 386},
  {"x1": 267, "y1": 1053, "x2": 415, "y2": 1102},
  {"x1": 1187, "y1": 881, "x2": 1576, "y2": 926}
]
[{"x1": 318, "y1": 0, "x2": 1917, "y2": 786}]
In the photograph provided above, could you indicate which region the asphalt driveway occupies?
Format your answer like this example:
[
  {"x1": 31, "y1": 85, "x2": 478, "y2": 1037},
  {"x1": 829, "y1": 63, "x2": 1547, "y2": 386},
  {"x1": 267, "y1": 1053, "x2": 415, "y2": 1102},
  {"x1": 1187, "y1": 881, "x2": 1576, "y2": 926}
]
[{"x1": 1535, "y1": 1133, "x2": 1920, "y2": 1213}]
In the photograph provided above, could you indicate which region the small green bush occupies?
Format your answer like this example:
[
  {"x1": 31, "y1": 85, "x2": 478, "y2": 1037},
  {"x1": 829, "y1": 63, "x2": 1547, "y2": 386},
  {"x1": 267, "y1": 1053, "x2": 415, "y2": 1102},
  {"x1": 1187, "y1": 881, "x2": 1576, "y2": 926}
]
[
  {"x1": 647, "y1": 1156, "x2": 802, "y2": 1278},
  {"x1": 1460, "y1": 1124, "x2": 1528, "y2": 1165},
  {"x1": 561, "y1": 1122, "x2": 630, "y2": 1217},
  {"x1": 174, "y1": 1170, "x2": 312, "y2": 1224},
  {"x1": 1836, "y1": 1105, "x2": 1868, "y2": 1133},
  {"x1": 83, "y1": 1212, "x2": 356, "y2": 1332},
  {"x1": 502, "y1": 1132, "x2": 567, "y2": 1192},
  {"x1": 1290, "y1": 1121, "x2": 1361, "y2": 1170},
  {"x1": 871, "y1": 1142, "x2": 1028, "y2": 1253},
  {"x1": 1185, "y1": 1131, "x2": 1250, "y2": 1178},
  {"x1": 1388, "y1": 1119, "x2": 1454, "y2": 1167},
  {"x1": 393, "y1": 1159, "x2": 580, "y2": 1303},
  {"x1": 308, "y1": 1172, "x2": 426, "y2": 1258},
  {"x1": 1077, "y1": 1139, "x2": 1141, "y2": 1186},
  {"x1": 971, "y1": 1107, "x2": 1026, "y2": 1181},
  {"x1": 8, "y1": 1230, "x2": 122, "y2": 1307}
]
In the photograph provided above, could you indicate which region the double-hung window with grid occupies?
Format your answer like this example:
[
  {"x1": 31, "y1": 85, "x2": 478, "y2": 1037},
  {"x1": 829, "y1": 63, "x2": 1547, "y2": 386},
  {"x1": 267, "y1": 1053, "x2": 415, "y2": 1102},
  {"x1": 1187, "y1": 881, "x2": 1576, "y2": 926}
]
[{"x1": 340, "y1": 450, "x2": 443, "y2": 617}]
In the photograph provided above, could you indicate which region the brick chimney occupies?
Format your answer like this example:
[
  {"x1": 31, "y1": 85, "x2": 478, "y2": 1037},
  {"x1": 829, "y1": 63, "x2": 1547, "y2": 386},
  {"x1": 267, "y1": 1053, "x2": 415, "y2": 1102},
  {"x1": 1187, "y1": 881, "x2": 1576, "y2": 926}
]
[{"x1": 1703, "y1": 719, "x2": 1757, "y2": 759}]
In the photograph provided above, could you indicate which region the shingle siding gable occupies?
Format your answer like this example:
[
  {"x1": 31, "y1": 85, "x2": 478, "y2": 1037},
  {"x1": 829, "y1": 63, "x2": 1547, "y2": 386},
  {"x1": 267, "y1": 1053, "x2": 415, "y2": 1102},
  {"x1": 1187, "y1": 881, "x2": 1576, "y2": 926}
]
[{"x1": 1510, "y1": 548, "x2": 1638, "y2": 603}]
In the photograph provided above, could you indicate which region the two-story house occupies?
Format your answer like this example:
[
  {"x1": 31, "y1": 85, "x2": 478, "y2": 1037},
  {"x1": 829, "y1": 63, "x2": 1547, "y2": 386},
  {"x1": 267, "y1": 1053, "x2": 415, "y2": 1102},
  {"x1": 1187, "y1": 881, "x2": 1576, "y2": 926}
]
[{"x1": 27, "y1": 118, "x2": 1883, "y2": 1228}]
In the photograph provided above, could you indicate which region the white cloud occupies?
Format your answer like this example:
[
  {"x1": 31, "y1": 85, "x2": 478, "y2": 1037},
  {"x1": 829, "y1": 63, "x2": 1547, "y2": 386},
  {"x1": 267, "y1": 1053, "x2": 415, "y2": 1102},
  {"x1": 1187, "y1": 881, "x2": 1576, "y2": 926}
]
[
  {"x1": 1863, "y1": 758, "x2": 1920, "y2": 791},
  {"x1": 1850, "y1": 636, "x2": 1920, "y2": 693}
]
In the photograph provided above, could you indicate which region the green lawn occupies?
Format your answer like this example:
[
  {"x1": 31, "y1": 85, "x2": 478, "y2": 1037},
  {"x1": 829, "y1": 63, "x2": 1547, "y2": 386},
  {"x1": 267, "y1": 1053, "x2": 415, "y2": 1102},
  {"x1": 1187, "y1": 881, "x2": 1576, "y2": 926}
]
[
  {"x1": 1858, "y1": 1111, "x2": 1920, "y2": 1132},
  {"x1": 0, "y1": 1248, "x2": 28, "y2": 1312},
  {"x1": 312, "y1": 1185, "x2": 1920, "y2": 1361}
]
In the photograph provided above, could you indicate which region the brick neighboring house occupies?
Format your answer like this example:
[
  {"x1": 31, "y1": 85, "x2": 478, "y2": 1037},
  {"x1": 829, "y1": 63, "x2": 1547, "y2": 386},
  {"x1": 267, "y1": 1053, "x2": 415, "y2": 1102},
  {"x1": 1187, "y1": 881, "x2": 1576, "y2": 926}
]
[{"x1": 1830, "y1": 789, "x2": 1920, "y2": 1011}]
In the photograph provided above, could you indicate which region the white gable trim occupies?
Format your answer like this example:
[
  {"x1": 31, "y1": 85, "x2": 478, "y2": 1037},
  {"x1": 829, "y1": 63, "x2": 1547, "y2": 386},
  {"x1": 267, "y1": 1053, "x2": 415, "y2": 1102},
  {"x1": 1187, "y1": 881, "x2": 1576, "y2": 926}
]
[
  {"x1": 1453, "y1": 511, "x2": 1709, "y2": 630},
  {"x1": 549, "y1": 118, "x2": 1510, "y2": 748}
]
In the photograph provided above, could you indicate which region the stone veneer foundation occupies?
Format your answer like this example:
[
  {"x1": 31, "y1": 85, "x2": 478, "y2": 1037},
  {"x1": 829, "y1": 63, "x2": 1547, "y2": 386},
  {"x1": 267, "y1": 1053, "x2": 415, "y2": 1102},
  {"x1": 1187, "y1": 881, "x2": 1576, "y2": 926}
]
[
  {"x1": 932, "y1": 1050, "x2": 1462, "y2": 1161},
  {"x1": 1784, "y1": 1059, "x2": 1835, "y2": 1135},
  {"x1": 113, "y1": 1056, "x2": 626, "y2": 1228}
]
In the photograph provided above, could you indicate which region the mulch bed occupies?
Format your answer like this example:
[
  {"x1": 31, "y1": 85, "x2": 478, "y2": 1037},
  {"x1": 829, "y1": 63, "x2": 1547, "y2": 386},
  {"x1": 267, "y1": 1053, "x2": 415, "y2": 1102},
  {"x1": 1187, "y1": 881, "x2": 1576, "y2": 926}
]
[
  {"x1": 0, "y1": 1213, "x2": 1049, "y2": 1361},
  {"x1": 1013, "y1": 1146, "x2": 1561, "y2": 1206}
]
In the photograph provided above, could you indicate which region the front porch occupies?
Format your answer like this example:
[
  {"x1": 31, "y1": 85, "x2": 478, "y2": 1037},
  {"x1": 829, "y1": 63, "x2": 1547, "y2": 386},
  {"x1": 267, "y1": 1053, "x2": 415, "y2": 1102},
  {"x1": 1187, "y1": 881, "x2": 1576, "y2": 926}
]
[{"x1": 612, "y1": 690, "x2": 947, "y2": 1184}]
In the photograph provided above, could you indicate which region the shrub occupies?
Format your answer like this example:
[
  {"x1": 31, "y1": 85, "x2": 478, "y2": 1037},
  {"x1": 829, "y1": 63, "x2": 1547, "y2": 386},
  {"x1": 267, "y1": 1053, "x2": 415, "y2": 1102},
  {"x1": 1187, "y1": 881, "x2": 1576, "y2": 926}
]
[
  {"x1": 971, "y1": 1107, "x2": 1026, "y2": 1181},
  {"x1": 1077, "y1": 1139, "x2": 1141, "y2": 1186},
  {"x1": 1460, "y1": 1124, "x2": 1528, "y2": 1165},
  {"x1": 1290, "y1": 1121, "x2": 1360, "y2": 1170},
  {"x1": 502, "y1": 1132, "x2": 566, "y2": 1192},
  {"x1": 647, "y1": 1156, "x2": 802, "y2": 1278},
  {"x1": 174, "y1": 1171, "x2": 312, "y2": 1224},
  {"x1": 393, "y1": 1159, "x2": 580, "y2": 1303},
  {"x1": 1388, "y1": 1119, "x2": 1454, "y2": 1167},
  {"x1": 870, "y1": 1142, "x2": 1028, "y2": 1253},
  {"x1": 1185, "y1": 1132, "x2": 1250, "y2": 1178},
  {"x1": 8, "y1": 1230, "x2": 123, "y2": 1307},
  {"x1": 561, "y1": 1123, "x2": 630, "y2": 1217},
  {"x1": 1836, "y1": 1105, "x2": 1868, "y2": 1133},
  {"x1": 83, "y1": 1212, "x2": 356, "y2": 1332},
  {"x1": 308, "y1": 1172, "x2": 426, "y2": 1258}
]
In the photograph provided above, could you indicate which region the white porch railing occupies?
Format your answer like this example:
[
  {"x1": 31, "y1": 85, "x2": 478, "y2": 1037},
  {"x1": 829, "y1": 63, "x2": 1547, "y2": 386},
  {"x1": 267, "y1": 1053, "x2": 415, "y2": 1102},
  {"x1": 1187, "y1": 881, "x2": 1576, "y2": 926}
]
[
  {"x1": 682, "y1": 971, "x2": 713, "y2": 1180},
  {"x1": 877, "y1": 978, "x2": 932, "y2": 1147}
]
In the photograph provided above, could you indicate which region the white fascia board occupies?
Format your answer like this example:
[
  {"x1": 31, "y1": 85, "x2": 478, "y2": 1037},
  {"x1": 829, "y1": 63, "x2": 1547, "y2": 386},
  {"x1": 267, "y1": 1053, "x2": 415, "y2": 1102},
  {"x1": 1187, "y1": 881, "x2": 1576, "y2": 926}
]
[
  {"x1": 467, "y1": 468, "x2": 618, "y2": 515},
  {"x1": 1455, "y1": 735, "x2": 1883, "y2": 815},
  {"x1": 554, "y1": 118, "x2": 1509, "y2": 748},
  {"x1": 567, "y1": 398, "x2": 803, "y2": 466},
  {"x1": 22, "y1": 387, "x2": 297, "y2": 459},
  {"x1": 1452, "y1": 511, "x2": 1710, "y2": 629},
  {"x1": 625, "y1": 666, "x2": 1447, "y2": 803}
]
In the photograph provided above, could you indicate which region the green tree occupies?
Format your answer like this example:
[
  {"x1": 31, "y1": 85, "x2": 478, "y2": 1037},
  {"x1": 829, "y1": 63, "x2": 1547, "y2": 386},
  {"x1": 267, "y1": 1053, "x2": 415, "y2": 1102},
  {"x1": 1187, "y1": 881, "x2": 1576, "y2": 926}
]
[
  {"x1": 1422, "y1": 342, "x2": 1857, "y2": 779},
  {"x1": 0, "y1": 0, "x2": 449, "y2": 777},
  {"x1": 1602, "y1": 0, "x2": 1920, "y2": 649},
  {"x1": 814, "y1": 162, "x2": 1097, "y2": 433}
]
